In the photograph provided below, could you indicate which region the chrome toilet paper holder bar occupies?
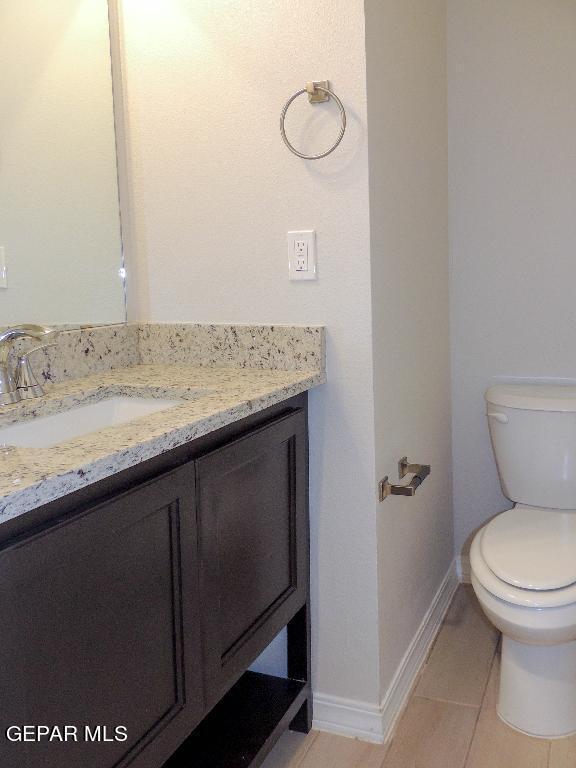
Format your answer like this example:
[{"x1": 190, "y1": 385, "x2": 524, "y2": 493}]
[{"x1": 379, "y1": 457, "x2": 431, "y2": 502}]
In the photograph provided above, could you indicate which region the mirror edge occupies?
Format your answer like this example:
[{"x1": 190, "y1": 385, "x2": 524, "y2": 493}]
[{"x1": 107, "y1": 0, "x2": 132, "y2": 325}]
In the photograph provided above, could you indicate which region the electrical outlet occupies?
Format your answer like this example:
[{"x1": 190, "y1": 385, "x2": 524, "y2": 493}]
[
  {"x1": 288, "y1": 231, "x2": 316, "y2": 281},
  {"x1": 294, "y1": 240, "x2": 308, "y2": 271}
]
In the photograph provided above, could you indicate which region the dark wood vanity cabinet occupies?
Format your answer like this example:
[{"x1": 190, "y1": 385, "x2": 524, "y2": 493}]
[
  {"x1": 196, "y1": 409, "x2": 308, "y2": 708},
  {"x1": 0, "y1": 396, "x2": 310, "y2": 768},
  {"x1": 0, "y1": 468, "x2": 203, "y2": 768}
]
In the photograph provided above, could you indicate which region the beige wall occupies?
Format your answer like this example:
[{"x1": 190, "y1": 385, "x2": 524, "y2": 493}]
[
  {"x1": 365, "y1": 0, "x2": 453, "y2": 695},
  {"x1": 448, "y1": 0, "x2": 576, "y2": 552},
  {"x1": 120, "y1": 0, "x2": 382, "y2": 707},
  {"x1": 0, "y1": 0, "x2": 124, "y2": 326}
]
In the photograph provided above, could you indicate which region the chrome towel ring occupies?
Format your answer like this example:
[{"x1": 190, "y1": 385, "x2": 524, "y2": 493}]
[{"x1": 280, "y1": 80, "x2": 347, "y2": 161}]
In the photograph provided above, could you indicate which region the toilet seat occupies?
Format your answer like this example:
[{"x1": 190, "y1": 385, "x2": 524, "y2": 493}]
[
  {"x1": 471, "y1": 526, "x2": 576, "y2": 609},
  {"x1": 481, "y1": 506, "x2": 576, "y2": 590}
]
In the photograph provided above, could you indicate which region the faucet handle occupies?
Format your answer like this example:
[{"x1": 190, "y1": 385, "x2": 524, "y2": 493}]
[
  {"x1": 0, "y1": 324, "x2": 57, "y2": 346},
  {"x1": 14, "y1": 343, "x2": 57, "y2": 400},
  {"x1": 0, "y1": 326, "x2": 59, "y2": 406}
]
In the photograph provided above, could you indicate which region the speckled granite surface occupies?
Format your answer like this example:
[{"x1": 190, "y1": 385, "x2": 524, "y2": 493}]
[
  {"x1": 12, "y1": 323, "x2": 325, "y2": 385},
  {"x1": 138, "y1": 324, "x2": 325, "y2": 371},
  {"x1": 0, "y1": 349, "x2": 325, "y2": 522},
  {"x1": 12, "y1": 324, "x2": 140, "y2": 385}
]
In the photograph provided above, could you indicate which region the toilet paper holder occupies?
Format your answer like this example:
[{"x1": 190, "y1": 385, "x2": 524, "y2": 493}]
[{"x1": 379, "y1": 457, "x2": 431, "y2": 502}]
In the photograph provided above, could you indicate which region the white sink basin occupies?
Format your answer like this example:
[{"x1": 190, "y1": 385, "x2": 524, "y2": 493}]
[{"x1": 0, "y1": 396, "x2": 181, "y2": 449}]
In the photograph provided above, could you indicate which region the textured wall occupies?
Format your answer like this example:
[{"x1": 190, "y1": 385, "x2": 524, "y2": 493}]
[{"x1": 448, "y1": 0, "x2": 576, "y2": 551}]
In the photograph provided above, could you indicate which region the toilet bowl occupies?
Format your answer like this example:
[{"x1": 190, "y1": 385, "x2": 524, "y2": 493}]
[{"x1": 470, "y1": 384, "x2": 576, "y2": 738}]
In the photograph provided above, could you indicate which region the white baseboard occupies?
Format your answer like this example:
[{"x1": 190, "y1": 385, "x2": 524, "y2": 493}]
[
  {"x1": 457, "y1": 554, "x2": 471, "y2": 583},
  {"x1": 312, "y1": 694, "x2": 386, "y2": 744},
  {"x1": 378, "y1": 559, "x2": 459, "y2": 743},
  {"x1": 312, "y1": 559, "x2": 459, "y2": 744}
]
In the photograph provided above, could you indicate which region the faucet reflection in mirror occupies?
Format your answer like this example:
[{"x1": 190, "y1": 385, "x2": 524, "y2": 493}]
[{"x1": 0, "y1": 325, "x2": 58, "y2": 406}]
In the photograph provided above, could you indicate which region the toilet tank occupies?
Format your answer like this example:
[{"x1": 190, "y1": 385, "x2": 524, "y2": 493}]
[{"x1": 485, "y1": 384, "x2": 576, "y2": 509}]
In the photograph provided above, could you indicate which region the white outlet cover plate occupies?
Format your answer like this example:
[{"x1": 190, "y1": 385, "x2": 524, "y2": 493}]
[{"x1": 288, "y1": 230, "x2": 317, "y2": 281}]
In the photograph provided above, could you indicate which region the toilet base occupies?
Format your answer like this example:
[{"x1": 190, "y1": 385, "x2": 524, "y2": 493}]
[{"x1": 499, "y1": 636, "x2": 576, "y2": 738}]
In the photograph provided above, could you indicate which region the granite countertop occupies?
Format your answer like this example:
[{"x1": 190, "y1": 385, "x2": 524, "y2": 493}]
[{"x1": 0, "y1": 363, "x2": 325, "y2": 522}]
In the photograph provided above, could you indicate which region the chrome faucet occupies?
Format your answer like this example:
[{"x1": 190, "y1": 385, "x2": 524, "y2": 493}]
[{"x1": 0, "y1": 324, "x2": 57, "y2": 406}]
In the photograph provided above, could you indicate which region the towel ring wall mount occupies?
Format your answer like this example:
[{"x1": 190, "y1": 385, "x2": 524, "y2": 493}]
[{"x1": 280, "y1": 80, "x2": 347, "y2": 161}]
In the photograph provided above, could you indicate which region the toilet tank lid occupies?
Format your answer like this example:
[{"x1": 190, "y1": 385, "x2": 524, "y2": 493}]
[
  {"x1": 482, "y1": 507, "x2": 576, "y2": 591},
  {"x1": 486, "y1": 384, "x2": 576, "y2": 412}
]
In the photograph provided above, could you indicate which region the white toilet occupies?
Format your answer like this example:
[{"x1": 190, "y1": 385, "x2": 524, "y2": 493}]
[{"x1": 471, "y1": 383, "x2": 576, "y2": 739}]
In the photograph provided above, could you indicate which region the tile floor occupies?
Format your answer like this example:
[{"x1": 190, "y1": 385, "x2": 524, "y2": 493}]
[{"x1": 261, "y1": 586, "x2": 576, "y2": 768}]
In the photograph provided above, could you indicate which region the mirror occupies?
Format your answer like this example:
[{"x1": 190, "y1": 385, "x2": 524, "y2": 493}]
[{"x1": 0, "y1": 0, "x2": 126, "y2": 327}]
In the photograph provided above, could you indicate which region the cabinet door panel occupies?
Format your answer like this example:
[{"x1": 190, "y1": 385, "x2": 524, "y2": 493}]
[
  {"x1": 196, "y1": 409, "x2": 308, "y2": 704},
  {"x1": 0, "y1": 465, "x2": 201, "y2": 768}
]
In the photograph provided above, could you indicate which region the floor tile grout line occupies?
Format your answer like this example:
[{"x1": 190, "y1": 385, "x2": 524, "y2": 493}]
[
  {"x1": 370, "y1": 733, "x2": 392, "y2": 768},
  {"x1": 461, "y1": 639, "x2": 500, "y2": 768},
  {"x1": 375, "y1": 746, "x2": 390, "y2": 768},
  {"x1": 412, "y1": 693, "x2": 482, "y2": 710},
  {"x1": 546, "y1": 739, "x2": 552, "y2": 768},
  {"x1": 292, "y1": 730, "x2": 318, "y2": 768},
  {"x1": 353, "y1": 740, "x2": 388, "y2": 768}
]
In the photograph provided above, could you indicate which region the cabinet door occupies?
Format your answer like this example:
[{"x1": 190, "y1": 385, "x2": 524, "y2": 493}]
[
  {"x1": 196, "y1": 409, "x2": 308, "y2": 705},
  {"x1": 0, "y1": 464, "x2": 202, "y2": 768}
]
